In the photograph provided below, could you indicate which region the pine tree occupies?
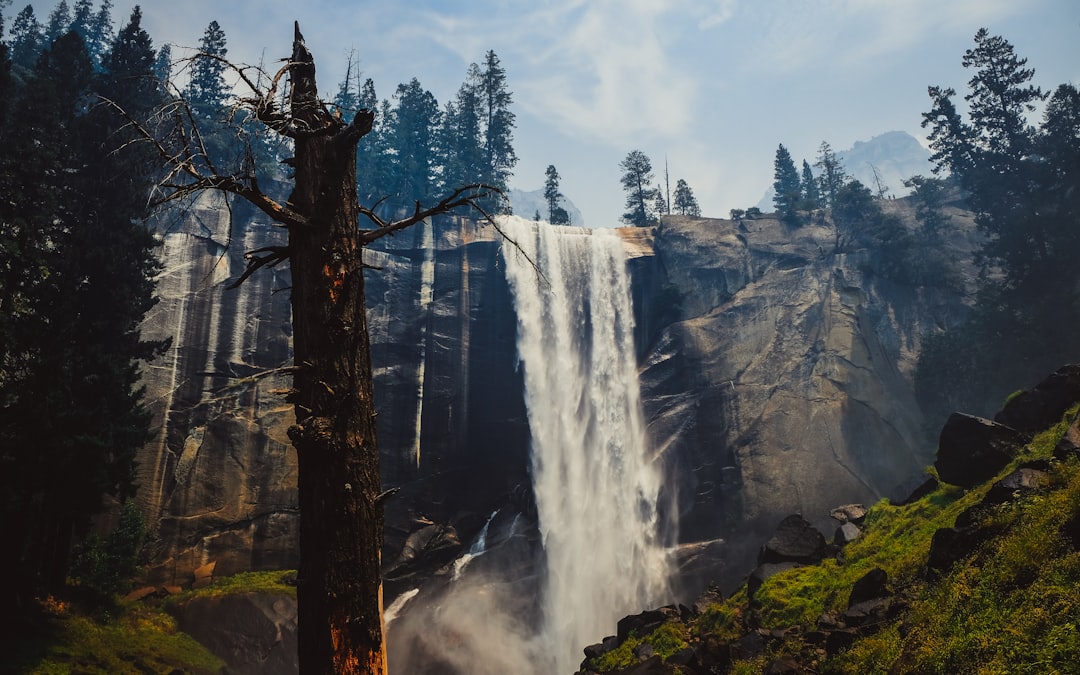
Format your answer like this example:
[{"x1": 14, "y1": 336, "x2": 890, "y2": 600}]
[
  {"x1": 186, "y1": 19, "x2": 228, "y2": 114},
  {"x1": 477, "y1": 50, "x2": 516, "y2": 204},
  {"x1": 0, "y1": 1, "x2": 10, "y2": 123},
  {"x1": 673, "y1": 178, "x2": 701, "y2": 217},
  {"x1": 916, "y1": 30, "x2": 1078, "y2": 423},
  {"x1": 0, "y1": 26, "x2": 162, "y2": 605},
  {"x1": 772, "y1": 143, "x2": 801, "y2": 223},
  {"x1": 386, "y1": 77, "x2": 441, "y2": 210},
  {"x1": 8, "y1": 4, "x2": 44, "y2": 71},
  {"x1": 355, "y1": 78, "x2": 387, "y2": 209},
  {"x1": 619, "y1": 149, "x2": 657, "y2": 226},
  {"x1": 87, "y1": 0, "x2": 112, "y2": 67},
  {"x1": 800, "y1": 160, "x2": 819, "y2": 209},
  {"x1": 814, "y1": 141, "x2": 846, "y2": 208},
  {"x1": 70, "y1": 0, "x2": 93, "y2": 41},
  {"x1": 331, "y1": 50, "x2": 360, "y2": 122},
  {"x1": 152, "y1": 41, "x2": 171, "y2": 95},
  {"x1": 653, "y1": 184, "x2": 668, "y2": 219},
  {"x1": 438, "y1": 70, "x2": 484, "y2": 195},
  {"x1": 43, "y1": 0, "x2": 71, "y2": 43},
  {"x1": 544, "y1": 164, "x2": 569, "y2": 224}
]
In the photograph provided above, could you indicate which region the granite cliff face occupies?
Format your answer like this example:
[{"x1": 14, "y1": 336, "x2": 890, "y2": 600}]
[
  {"x1": 134, "y1": 196, "x2": 976, "y2": 591},
  {"x1": 639, "y1": 209, "x2": 976, "y2": 576}
]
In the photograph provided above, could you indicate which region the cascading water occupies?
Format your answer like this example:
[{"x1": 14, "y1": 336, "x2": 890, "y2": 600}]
[{"x1": 500, "y1": 215, "x2": 673, "y2": 673}]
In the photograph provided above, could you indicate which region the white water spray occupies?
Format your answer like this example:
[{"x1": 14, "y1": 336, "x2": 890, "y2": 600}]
[{"x1": 501, "y1": 216, "x2": 672, "y2": 672}]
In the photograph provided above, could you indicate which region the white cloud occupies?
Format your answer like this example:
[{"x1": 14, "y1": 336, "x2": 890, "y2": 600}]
[{"x1": 698, "y1": 0, "x2": 739, "y2": 30}]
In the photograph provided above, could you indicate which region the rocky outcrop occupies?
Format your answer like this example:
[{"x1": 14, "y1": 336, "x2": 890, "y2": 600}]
[
  {"x1": 640, "y1": 210, "x2": 975, "y2": 579},
  {"x1": 933, "y1": 413, "x2": 1028, "y2": 487},
  {"x1": 167, "y1": 592, "x2": 298, "y2": 674},
  {"x1": 136, "y1": 196, "x2": 529, "y2": 585}
]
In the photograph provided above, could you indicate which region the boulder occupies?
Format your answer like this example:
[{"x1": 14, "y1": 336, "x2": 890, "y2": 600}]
[
  {"x1": 847, "y1": 567, "x2": 890, "y2": 608},
  {"x1": 994, "y1": 364, "x2": 1080, "y2": 433},
  {"x1": 692, "y1": 581, "x2": 724, "y2": 615},
  {"x1": 766, "y1": 656, "x2": 805, "y2": 674},
  {"x1": 983, "y1": 467, "x2": 1050, "y2": 505},
  {"x1": 829, "y1": 504, "x2": 867, "y2": 524},
  {"x1": 834, "y1": 522, "x2": 862, "y2": 546},
  {"x1": 925, "y1": 522, "x2": 1004, "y2": 580},
  {"x1": 934, "y1": 413, "x2": 1027, "y2": 487},
  {"x1": 759, "y1": 515, "x2": 828, "y2": 565},
  {"x1": 168, "y1": 592, "x2": 297, "y2": 675},
  {"x1": 617, "y1": 609, "x2": 668, "y2": 643},
  {"x1": 825, "y1": 628, "x2": 858, "y2": 655},
  {"x1": 1053, "y1": 417, "x2": 1080, "y2": 461},
  {"x1": 730, "y1": 630, "x2": 767, "y2": 661}
]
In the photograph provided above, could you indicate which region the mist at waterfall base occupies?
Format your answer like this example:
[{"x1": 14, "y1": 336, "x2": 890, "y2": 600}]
[{"x1": 386, "y1": 217, "x2": 676, "y2": 674}]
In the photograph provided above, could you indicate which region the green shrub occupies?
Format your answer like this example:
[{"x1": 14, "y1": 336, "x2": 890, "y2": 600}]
[{"x1": 68, "y1": 501, "x2": 145, "y2": 603}]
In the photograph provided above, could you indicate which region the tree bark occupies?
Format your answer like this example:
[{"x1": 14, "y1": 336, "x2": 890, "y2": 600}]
[{"x1": 281, "y1": 26, "x2": 386, "y2": 674}]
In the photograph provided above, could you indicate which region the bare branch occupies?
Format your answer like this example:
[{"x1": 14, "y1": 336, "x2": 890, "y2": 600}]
[
  {"x1": 357, "y1": 183, "x2": 506, "y2": 244},
  {"x1": 226, "y1": 245, "x2": 291, "y2": 290}
]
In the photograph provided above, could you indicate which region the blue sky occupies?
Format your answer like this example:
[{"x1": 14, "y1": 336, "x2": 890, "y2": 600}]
[{"x1": 26, "y1": 1, "x2": 1080, "y2": 225}]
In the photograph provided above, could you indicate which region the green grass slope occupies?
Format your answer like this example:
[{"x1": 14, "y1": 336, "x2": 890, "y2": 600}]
[{"x1": 583, "y1": 401, "x2": 1080, "y2": 675}]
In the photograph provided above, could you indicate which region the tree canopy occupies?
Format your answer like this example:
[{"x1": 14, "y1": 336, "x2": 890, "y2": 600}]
[
  {"x1": 619, "y1": 149, "x2": 657, "y2": 226},
  {"x1": 917, "y1": 29, "x2": 1080, "y2": 423},
  {"x1": 0, "y1": 7, "x2": 165, "y2": 610}
]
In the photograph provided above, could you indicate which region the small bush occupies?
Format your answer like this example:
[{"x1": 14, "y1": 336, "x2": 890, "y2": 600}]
[{"x1": 68, "y1": 501, "x2": 145, "y2": 604}]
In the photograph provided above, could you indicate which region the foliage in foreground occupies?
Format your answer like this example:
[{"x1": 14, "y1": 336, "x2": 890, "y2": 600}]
[
  {"x1": 585, "y1": 406, "x2": 1080, "y2": 674},
  {"x1": 5, "y1": 569, "x2": 297, "y2": 673},
  {"x1": 7, "y1": 596, "x2": 225, "y2": 674}
]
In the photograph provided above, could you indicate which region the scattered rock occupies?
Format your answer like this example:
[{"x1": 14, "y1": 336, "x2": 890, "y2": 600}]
[
  {"x1": 844, "y1": 597, "x2": 891, "y2": 627},
  {"x1": 825, "y1": 628, "x2": 858, "y2": 655},
  {"x1": 192, "y1": 561, "x2": 216, "y2": 589},
  {"x1": 994, "y1": 364, "x2": 1080, "y2": 433},
  {"x1": 1053, "y1": 417, "x2": 1080, "y2": 461},
  {"x1": 934, "y1": 413, "x2": 1028, "y2": 487},
  {"x1": 633, "y1": 642, "x2": 656, "y2": 661},
  {"x1": 730, "y1": 630, "x2": 767, "y2": 661},
  {"x1": 925, "y1": 521, "x2": 1004, "y2": 580},
  {"x1": 830, "y1": 504, "x2": 867, "y2": 524},
  {"x1": 983, "y1": 467, "x2": 1050, "y2": 504},
  {"x1": 617, "y1": 609, "x2": 667, "y2": 643},
  {"x1": 667, "y1": 646, "x2": 696, "y2": 666},
  {"x1": 695, "y1": 635, "x2": 732, "y2": 671},
  {"x1": 123, "y1": 586, "x2": 159, "y2": 602},
  {"x1": 848, "y1": 568, "x2": 890, "y2": 608},
  {"x1": 759, "y1": 515, "x2": 828, "y2": 565},
  {"x1": 692, "y1": 582, "x2": 724, "y2": 615},
  {"x1": 834, "y1": 522, "x2": 861, "y2": 546}
]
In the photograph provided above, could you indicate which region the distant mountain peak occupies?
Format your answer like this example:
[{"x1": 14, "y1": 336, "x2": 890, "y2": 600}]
[
  {"x1": 756, "y1": 130, "x2": 933, "y2": 211},
  {"x1": 507, "y1": 188, "x2": 586, "y2": 227}
]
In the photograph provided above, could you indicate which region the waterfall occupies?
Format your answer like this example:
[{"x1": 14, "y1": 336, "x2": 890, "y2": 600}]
[
  {"x1": 451, "y1": 509, "x2": 499, "y2": 580},
  {"x1": 500, "y1": 216, "x2": 672, "y2": 673}
]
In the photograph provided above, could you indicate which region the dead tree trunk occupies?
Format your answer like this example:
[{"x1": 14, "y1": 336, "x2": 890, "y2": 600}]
[
  {"x1": 122, "y1": 22, "x2": 509, "y2": 674},
  {"x1": 277, "y1": 29, "x2": 388, "y2": 674}
]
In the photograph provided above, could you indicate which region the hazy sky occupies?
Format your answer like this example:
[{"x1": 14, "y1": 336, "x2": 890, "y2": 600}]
[{"x1": 23, "y1": 1, "x2": 1080, "y2": 225}]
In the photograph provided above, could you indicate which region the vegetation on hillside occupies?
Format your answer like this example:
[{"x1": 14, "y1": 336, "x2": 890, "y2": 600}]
[
  {"x1": 6, "y1": 569, "x2": 295, "y2": 673},
  {"x1": 581, "y1": 399, "x2": 1080, "y2": 674}
]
